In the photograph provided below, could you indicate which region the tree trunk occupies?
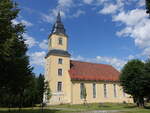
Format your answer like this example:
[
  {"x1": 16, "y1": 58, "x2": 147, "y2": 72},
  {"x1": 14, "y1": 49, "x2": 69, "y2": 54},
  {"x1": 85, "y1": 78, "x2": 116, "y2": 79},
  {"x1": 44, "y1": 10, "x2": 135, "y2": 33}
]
[
  {"x1": 19, "y1": 94, "x2": 23, "y2": 112},
  {"x1": 8, "y1": 104, "x2": 11, "y2": 112},
  {"x1": 32, "y1": 101, "x2": 34, "y2": 110},
  {"x1": 41, "y1": 103, "x2": 44, "y2": 112},
  {"x1": 137, "y1": 97, "x2": 145, "y2": 108}
]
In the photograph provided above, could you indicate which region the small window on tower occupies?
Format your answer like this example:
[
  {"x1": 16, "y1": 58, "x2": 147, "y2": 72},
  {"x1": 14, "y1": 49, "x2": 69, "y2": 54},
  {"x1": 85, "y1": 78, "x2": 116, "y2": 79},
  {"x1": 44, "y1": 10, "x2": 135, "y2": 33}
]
[
  {"x1": 58, "y1": 58, "x2": 63, "y2": 64},
  {"x1": 58, "y1": 37, "x2": 63, "y2": 45},
  {"x1": 58, "y1": 68, "x2": 62, "y2": 76},
  {"x1": 57, "y1": 82, "x2": 62, "y2": 92}
]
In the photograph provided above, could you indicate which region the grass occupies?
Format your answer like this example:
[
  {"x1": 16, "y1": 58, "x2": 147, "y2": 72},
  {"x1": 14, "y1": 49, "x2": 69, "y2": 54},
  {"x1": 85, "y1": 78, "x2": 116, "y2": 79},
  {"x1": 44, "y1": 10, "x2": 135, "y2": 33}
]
[
  {"x1": 0, "y1": 108, "x2": 69, "y2": 113},
  {"x1": 0, "y1": 103, "x2": 150, "y2": 113}
]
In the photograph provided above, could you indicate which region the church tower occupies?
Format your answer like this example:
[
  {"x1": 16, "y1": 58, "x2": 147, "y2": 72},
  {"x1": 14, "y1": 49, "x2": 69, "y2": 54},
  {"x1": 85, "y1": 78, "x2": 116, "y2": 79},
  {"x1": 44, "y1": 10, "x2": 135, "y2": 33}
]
[{"x1": 45, "y1": 12, "x2": 72, "y2": 104}]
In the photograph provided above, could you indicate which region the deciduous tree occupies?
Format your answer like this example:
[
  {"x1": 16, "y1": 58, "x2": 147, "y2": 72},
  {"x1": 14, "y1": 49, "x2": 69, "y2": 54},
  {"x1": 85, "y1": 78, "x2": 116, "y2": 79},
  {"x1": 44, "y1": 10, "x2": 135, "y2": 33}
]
[{"x1": 120, "y1": 59, "x2": 150, "y2": 108}]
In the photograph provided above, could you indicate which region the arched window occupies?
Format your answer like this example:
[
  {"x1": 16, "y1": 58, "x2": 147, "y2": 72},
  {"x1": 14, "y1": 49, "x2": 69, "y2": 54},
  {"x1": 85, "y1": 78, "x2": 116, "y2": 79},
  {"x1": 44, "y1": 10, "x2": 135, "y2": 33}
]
[
  {"x1": 93, "y1": 83, "x2": 96, "y2": 98},
  {"x1": 58, "y1": 37, "x2": 63, "y2": 45},
  {"x1": 104, "y1": 84, "x2": 107, "y2": 98},
  {"x1": 113, "y1": 84, "x2": 117, "y2": 97}
]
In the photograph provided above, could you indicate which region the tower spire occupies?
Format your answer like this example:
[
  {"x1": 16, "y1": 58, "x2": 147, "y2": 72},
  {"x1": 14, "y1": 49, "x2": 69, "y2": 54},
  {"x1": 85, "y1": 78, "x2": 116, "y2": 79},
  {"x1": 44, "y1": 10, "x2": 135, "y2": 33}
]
[
  {"x1": 56, "y1": 11, "x2": 61, "y2": 22},
  {"x1": 51, "y1": 11, "x2": 66, "y2": 36}
]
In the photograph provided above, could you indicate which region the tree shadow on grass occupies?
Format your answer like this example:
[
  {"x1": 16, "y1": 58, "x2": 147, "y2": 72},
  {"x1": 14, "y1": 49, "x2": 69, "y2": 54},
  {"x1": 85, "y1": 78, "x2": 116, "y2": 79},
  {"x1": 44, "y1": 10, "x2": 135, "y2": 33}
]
[
  {"x1": 0, "y1": 109, "x2": 60, "y2": 113},
  {"x1": 123, "y1": 105, "x2": 137, "y2": 109},
  {"x1": 144, "y1": 106, "x2": 150, "y2": 109},
  {"x1": 98, "y1": 103, "x2": 110, "y2": 108},
  {"x1": 123, "y1": 105, "x2": 150, "y2": 109}
]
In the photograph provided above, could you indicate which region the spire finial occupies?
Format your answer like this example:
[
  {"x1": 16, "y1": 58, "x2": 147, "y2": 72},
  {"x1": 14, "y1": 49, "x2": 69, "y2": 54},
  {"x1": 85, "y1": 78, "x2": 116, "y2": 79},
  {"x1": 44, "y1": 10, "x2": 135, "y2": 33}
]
[{"x1": 56, "y1": 11, "x2": 61, "y2": 22}]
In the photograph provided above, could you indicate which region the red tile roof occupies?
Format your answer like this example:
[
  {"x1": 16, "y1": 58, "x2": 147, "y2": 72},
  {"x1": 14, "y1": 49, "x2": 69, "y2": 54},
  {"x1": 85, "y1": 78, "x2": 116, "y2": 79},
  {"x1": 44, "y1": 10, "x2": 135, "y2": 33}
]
[{"x1": 69, "y1": 60, "x2": 120, "y2": 81}]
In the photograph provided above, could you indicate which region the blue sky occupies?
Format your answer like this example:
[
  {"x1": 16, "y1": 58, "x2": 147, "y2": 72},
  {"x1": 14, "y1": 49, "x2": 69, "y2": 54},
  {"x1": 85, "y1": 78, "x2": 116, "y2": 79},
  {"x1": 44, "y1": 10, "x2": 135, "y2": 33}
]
[{"x1": 13, "y1": 0, "x2": 150, "y2": 75}]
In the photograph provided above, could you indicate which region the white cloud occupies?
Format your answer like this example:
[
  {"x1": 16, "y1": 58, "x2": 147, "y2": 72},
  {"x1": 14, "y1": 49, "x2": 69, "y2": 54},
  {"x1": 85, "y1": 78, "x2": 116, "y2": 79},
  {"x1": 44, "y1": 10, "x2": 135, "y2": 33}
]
[
  {"x1": 83, "y1": 0, "x2": 93, "y2": 4},
  {"x1": 12, "y1": 19, "x2": 33, "y2": 27},
  {"x1": 99, "y1": 4, "x2": 119, "y2": 14},
  {"x1": 113, "y1": 9, "x2": 147, "y2": 26},
  {"x1": 23, "y1": 34, "x2": 38, "y2": 48},
  {"x1": 72, "y1": 55, "x2": 127, "y2": 70},
  {"x1": 96, "y1": 0, "x2": 108, "y2": 5},
  {"x1": 20, "y1": 19, "x2": 33, "y2": 27},
  {"x1": 12, "y1": 19, "x2": 19, "y2": 25},
  {"x1": 142, "y1": 48, "x2": 150, "y2": 56},
  {"x1": 23, "y1": 34, "x2": 49, "y2": 50},
  {"x1": 137, "y1": 0, "x2": 145, "y2": 7},
  {"x1": 30, "y1": 51, "x2": 46, "y2": 66},
  {"x1": 58, "y1": 0, "x2": 73, "y2": 8},
  {"x1": 71, "y1": 10, "x2": 85, "y2": 18},
  {"x1": 41, "y1": 13, "x2": 55, "y2": 23},
  {"x1": 41, "y1": 0, "x2": 73, "y2": 23},
  {"x1": 127, "y1": 55, "x2": 135, "y2": 60},
  {"x1": 39, "y1": 40, "x2": 48, "y2": 50},
  {"x1": 99, "y1": 0, "x2": 124, "y2": 14},
  {"x1": 95, "y1": 56, "x2": 126, "y2": 70},
  {"x1": 41, "y1": 8, "x2": 66, "y2": 23},
  {"x1": 40, "y1": 28, "x2": 45, "y2": 32},
  {"x1": 113, "y1": 8, "x2": 150, "y2": 57},
  {"x1": 71, "y1": 55, "x2": 86, "y2": 61}
]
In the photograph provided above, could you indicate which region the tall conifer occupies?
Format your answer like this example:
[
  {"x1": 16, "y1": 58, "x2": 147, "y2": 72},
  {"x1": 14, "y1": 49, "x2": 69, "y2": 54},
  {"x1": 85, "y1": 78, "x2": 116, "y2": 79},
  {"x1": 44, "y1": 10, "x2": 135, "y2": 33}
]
[{"x1": 0, "y1": 0, "x2": 33, "y2": 107}]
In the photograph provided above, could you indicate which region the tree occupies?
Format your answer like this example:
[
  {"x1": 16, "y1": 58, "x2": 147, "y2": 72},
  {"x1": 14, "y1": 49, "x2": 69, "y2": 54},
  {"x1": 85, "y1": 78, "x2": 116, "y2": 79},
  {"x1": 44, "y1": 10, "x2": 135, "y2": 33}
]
[
  {"x1": 0, "y1": 0, "x2": 33, "y2": 108},
  {"x1": 44, "y1": 81, "x2": 51, "y2": 103},
  {"x1": 36, "y1": 74, "x2": 51, "y2": 112},
  {"x1": 146, "y1": 0, "x2": 150, "y2": 16},
  {"x1": 120, "y1": 59, "x2": 150, "y2": 107},
  {"x1": 144, "y1": 59, "x2": 150, "y2": 102},
  {"x1": 36, "y1": 74, "x2": 45, "y2": 104},
  {"x1": 22, "y1": 75, "x2": 38, "y2": 107}
]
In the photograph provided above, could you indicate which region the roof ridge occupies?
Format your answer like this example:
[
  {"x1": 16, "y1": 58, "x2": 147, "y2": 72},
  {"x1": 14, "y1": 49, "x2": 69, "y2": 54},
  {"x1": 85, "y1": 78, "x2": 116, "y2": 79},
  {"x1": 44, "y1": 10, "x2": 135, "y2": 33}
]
[{"x1": 71, "y1": 60, "x2": 113, "y2": 67}]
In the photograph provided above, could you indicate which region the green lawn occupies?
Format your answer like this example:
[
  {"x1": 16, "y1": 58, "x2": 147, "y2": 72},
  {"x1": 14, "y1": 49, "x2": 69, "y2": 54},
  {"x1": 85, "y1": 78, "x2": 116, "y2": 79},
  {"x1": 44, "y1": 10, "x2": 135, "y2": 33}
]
[{"x1": 0, "y1": 103, "x2": 150, "y2": 113}]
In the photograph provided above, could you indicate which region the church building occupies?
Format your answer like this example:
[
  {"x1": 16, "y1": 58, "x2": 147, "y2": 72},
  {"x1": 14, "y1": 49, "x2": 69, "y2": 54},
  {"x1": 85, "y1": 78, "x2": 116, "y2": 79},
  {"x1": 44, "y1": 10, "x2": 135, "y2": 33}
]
[{"x1": 45, "y1": 12, "x2": 133, "y2": 105}]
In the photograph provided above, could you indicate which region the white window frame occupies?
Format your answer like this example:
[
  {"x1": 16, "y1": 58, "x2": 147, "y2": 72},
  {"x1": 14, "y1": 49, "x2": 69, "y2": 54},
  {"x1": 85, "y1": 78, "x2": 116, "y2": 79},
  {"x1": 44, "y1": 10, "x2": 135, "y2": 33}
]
[
  {"x1": 58, "y1": 68, "x2": 63, "y2": 76},
  {"x1": 58, "y1": 37, "x2": 63, "y2": 45},
  {"x1": 80, "y1": 83, "x2": 84, "y2": 99},
  {"x1": 58, "y1": 58, "x2": 63, "y2": 64},
  {"x1": 57, "y1": 82, "x2": 62, "y2": 92},
  {"x1": 113, "y1": 84, "x2": 117, "y2": 98},
  {"x1": 104, "y1": 84, "x2": 107, "y2": 98},
  {"x1": 93, "y1": 83, "x2": 96, "y2": 98}
]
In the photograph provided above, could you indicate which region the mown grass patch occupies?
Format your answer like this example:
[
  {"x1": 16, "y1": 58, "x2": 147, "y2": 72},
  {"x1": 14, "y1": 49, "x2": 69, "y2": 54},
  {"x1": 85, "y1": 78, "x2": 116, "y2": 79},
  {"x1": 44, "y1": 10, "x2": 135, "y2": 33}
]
[{"x1": 0, "y1": 103, "x2": 150, "y2": 113}]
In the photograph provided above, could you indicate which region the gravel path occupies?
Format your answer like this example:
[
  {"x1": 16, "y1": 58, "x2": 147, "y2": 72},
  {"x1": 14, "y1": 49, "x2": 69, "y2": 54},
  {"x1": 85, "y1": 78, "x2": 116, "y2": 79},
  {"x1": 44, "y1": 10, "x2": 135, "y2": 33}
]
[
  {"x1": 71, "y1": 110, "x2": 125, "y2": 113},
  {"x1": 49, "y1": 107, "x2": 128, "y2": 113}
]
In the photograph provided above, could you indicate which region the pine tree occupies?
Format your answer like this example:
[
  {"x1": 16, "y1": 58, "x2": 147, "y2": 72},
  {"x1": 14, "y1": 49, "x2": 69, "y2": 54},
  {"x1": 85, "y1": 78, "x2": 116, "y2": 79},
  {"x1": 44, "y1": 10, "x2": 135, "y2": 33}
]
[
  {"x1": 37, "y1": 74, "x2": 45, "y2": 104},
  {"x1": 144, "y1": 59, "x2": 150, "y2": 102},
  {"x1": 0, "y1": 0, "x2": 33, "y2": 108},
  {"x1": 146, "y1": 0, "x2": 150, "y2": 16}
]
